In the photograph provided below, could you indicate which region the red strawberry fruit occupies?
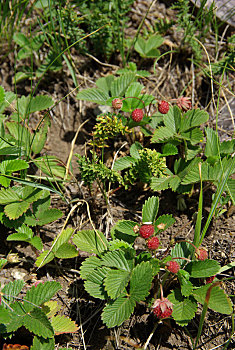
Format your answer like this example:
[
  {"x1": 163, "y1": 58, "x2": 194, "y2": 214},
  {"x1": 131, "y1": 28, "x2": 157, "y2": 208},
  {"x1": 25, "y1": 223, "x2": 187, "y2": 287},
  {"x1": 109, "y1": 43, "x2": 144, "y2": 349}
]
[
  {"x1": 166, "y1": 260, "x2": 180, "y2": 274},
  {"x1": 196, "y1": 247, "x2": 208, "y2": 261},
  {"x1": 158, "y1": 100, "x2": 169, "y2": 114},
  {"x1": 152, "y1": 297, "x2": 173, "y2": 319},
  {"x1": 139, "y1": 224, "x2": 154, "y2": 239},
  {"x1": 131, "y1": 108, "x2": 144, "y2": 122},
  {"x1": 147, "y1": 236, "x2": 159, "y2": 250}
]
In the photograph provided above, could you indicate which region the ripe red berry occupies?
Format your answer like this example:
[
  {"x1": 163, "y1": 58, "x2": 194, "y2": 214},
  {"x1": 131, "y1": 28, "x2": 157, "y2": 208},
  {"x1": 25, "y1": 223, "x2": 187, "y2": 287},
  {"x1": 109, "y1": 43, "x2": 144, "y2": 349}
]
[
  {"x1": 139, "y1": 224, "x2": 154, "y2": 239},
  {"x1": 112, "y1": 98, "x2": 123, "y2": 109},
  {"x1": 147, "y1": 236, "x2": 159, "y2": 250},
  {"x1": 166, "y1": 261, "x2": 180, "y2": 274},
  {"x1": 158, "y1": 100, "x2": 169, "y2": 114},
  {"x1": 131, "y1": 108, "x2": 144, "y2": 122},
  {"x1": 196, "y1": 247, "x2": 208, "y2": 261},
  {"x1": 152, "y1": 298, "x2": 173, "y2": 319},
  {"x1": 206, "y1": 275, "x2": 215, "y2": 284}
]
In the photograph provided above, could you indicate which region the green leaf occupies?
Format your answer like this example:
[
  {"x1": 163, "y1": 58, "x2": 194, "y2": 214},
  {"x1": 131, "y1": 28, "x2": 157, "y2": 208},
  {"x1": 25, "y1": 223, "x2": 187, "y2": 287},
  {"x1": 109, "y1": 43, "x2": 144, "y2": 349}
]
[
  {"x1": 35, "y1": 250, "x2": 54, "y2": 268},
  {"x1": 185, "y1": 260, "x2": 220, "y2": 278},
  {"x1": 102, "y1": 250, "x2": 130, "y2": 271},
  {"x1": 0, "y1": 187, "x2": 20, "y2": 204},
  {"x1": 17, "y1": 95, "x2": 54, "y2": 116},
  {"x1": 130, "y1": 142, "x2": 143, "y2": 159},
  {"x1": 23, "y1": 307, "x2": 54, "y2": 338},
  {"x1": 192, "y1": 285, "x2": 233, "y2": 314},
  {"x1": 51, "y1": 315, "x2": 78, "y2": 334},
  {"x1": 52, "y1": 227, "x2": 74, "y2": 253},
  {"x1": 181, "y1": 128, "x2": 204, "y2": 145},
  {"x1": 154, "y1": 214, "x2": 175, "y2": 232},
  {"x1": 205, "y1": 127, "x2": 219, "y2": 158},
  {"x1": 13, "y1": 32, "x2": 30, "y2": 47},
  {"x1": 134, "y1": 35, "x2": 163, "y2": 58},
  {"x1": 96, "y1": 75, "x2": 115, "y2": 94},
  {"x1": 73, "y1": 229, "x2": 108, "y2": 254},
  {"x1": 151, "y1": 126, "x2": 175, "y2": 143},
  {"x1": 0, "y1": 159, "x2": 29, "y2": 173},
  {"x1": 110, "y1": 73, "x2": 136, "y2": 97},
  {"x1": 130, "y1": 261, "x2": 153, "y2": 302},
  {"x1": 34, "y1": 156, "x2": 66, "y2": 179},
  {"x1": 32, "y1": 208, "x2": 63, "y2": 226},
  {"x1": 55, "y1": 243, "x2": 78, "y2": 259},
  {"x1": 31, "y1": 336, "x2": 55, "y2": 350},
  {"x1": 30, "y1": 236, "x2": 43, "y2": 250},
  {"x1": 113, "y1": 156, "x2": 136, "y2": 171},
  {"x1": 4, "y1": 201, "x2": 29, "y2": 219},
  {"x1": 32, "y1": 116, "x2": 50, "y2": 154},
  {"x1": 180, "y1": 109, "x2": 209, "y2": 131},
  {"x1": 84, "y1": 268, "x2": 108, "y2": 300},
  {"x1": 0, "y1": 306, "x2": 11, "y2": 322},
  {"x1": 76, "y1": 87, "x2": 109, "y2": 104},
  {"x1": 142, "y1": 196, "x2": 159, "y2": 223},
  {"x1": 101, "y1": 296, "x2": 135, "y2": 328},
  {"x1": 104, "y1": 270, "x2": 130, "y2": 299},
  {"x1": 162, "y1": 143, "x2": 178, "y2": 156},
  {"x1": 150, "y1": 176, "x2": 170, "y2": 191},
  {"x1": 0, "y1": 86, "x2": 5, "y2": 102},
  {"x1": 0, "y1": 258, "x2": 7, "y2": 270},
  {"x1": 80, "y1": 256, "x2": 102, "y2": 280},
  {"x1": 7, "y1": 232, "x2": 30, "y2": 242},
  {"x1": 110, "y1": 220, "x2": 138, "y2": 244},
  {"x1": 171, "y1": 242, "x2": 193, "y2": 266},
  {"x1": 23, "y1": 281, "x2": 61, "y2": 313},
  {"x1": 168, "y1": 289, "x2": 197, "y2": 326}
]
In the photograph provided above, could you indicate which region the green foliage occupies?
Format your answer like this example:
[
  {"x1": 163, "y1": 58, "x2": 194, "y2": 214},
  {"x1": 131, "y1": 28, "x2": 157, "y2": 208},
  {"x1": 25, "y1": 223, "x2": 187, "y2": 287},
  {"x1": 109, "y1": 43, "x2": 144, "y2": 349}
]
[
  {"x1": 171, "y1": 0, "x2": 215, "y2": 59},
  {"x1": 76, "y1": 151, "x2": 124, "y2": 188},
  {"x1": 114, "y1": 142, "x2": 168, "y2": 186},
  {"x1": 0, "y1": 279, "x2": 78, "y2": 344},
  {"x1": 134, "y1": 34, "x2": 164, "y2": 58}
]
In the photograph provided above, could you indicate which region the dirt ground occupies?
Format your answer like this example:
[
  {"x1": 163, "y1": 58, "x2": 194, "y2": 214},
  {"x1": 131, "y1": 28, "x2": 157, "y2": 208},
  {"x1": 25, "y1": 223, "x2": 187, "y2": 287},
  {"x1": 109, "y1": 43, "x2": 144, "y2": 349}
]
[{"x1": 0, "y1": 0, "x2": 234, "y2": 349}]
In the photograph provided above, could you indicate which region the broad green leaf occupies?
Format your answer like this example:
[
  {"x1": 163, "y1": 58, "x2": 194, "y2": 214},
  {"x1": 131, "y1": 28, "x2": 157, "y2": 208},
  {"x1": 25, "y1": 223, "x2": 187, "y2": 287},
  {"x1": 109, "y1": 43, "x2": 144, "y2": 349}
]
[
  {"x1": 0, "y1": 86, "x2": 5, "y2": 102},
  {"x1": 113, "y1": 156, "x2": 136, "y2": 171},
  {"x1": 52, "y1": 228, "x2": 74, "y2": 252},
  {"x1": 134, "y1": 35, "x2": 163, "y2": 57},
  {"x1": 84, "y1": 268, "x2": 108, "y2": 300},
  {"x1": 51, "y1": 315, "x2": 78, "y2": 334},
  {"x1": 34, "y1": 156, "x2": 66, "y2": 179},
  {"x1": 168, "y1": 289, "x2": 197, "y2": 326},
  {"x1": 150, "y1": 176, "x2": 170, "y2": 191},
  {"x1": 185, "y1": 260, "x2": 220, "y2": 278},
  {"x1": 0, "y1": 306, "x2": 11, "y2": 322},
  {"x1": 13, "y1": 32, "x2": 30, "y2": 47},
  {"x1": 0, "y1": 159, "x2": 29, "y2": 173},
  {"x1": 192, "y1": 285, "x2": 233, "y2": 314},
  {"x1": 42, "y1": 301, "x2": 60, "y2": 318},
  {"x1": 171, "y1": 242, "x2": 193, "y2": 266},
  {"x1": 80, "y1": 256, "x2": 102, "y2": 280},
  {"x1": 17, "y1": 95, "x2": 53, "y2": 116},
  {"x1": 31, "y1": 336, "x2": 55, "y2": 350},
  {"x1": 33, "y1": 208, "x2": 63, "y2": 226},
  {"x1": 23, "y1": 281, "x2": 61, "y2": 313},
  {"x1": 185, "y1": 144, "x2": 201, "y2": 161},
  {"x1": 130, "y1": 142, "x2": 143, "y2": 159},
  {"x1": 151, "y1": 126, "x2": 175, "y2": 143},
  {"x1": 0, "y1": 309, "x2": 24, "y2": 333},
  {"x1": 30, "y1": 236, "x2": 43, "y2": 250},
  {"x1": 104, "y1": 270, "x2": 130, "y2": 299},
  {"x1": 4, "y1": 201, "x2": 30, "y2": 219},
  {"x1": 7, "y1": 232, "x2": 30, "y2": 242},
  {"x1": 22, "y1": 186, "x2": 43, "y2": 203},
  {"x1": 23, "y1": 307, "x2": 54, "y2": 338},
  {"x1": 32, "y1": 116, "x2": 50, "y2": 154},
  {"x1": 73, "y1": 229, "x2": 108, "y2": 254},
  {"x1": 16, "y1": 224, "x2": 34, "y2": 238},
  {"x1": 96, "y1": 75, "x2": 114, "y2": 94},
  {"x1": 2, "y1": 280, "x2": 24, "y2": 304},
  {"x1": 162, "y1": 143, "x2": 178, "y2": 156},
  {"x1": 180, "y1": 109, "x2": 209, "y2": 131},
  {"x1": 130, "y1": 261, "x2": 153, "y2": 302},
  {"x1": 101, "y1": 296, "x2": 135, "y2": 328},
  {"x1": 205, "y1": 127, "x2": 219, "y2": 158},
  {"x1": 110, "y1": 73, "x2": 136, "y2": 97},
  {"x1": 164, "y1": 106, "x2": 180, "y2": 134},
  {"x1": 0, "y1": 187, "x2": 20, "y2": 204},
  {"x1": 181, "y1": 128, "x2": 204, "y2": 145},
  {"x1": 35, "y1": 250, "x2": 54, "y2": 267},
  {"x1": 6, "y1": 121, "x2": 32, "y2": 151},
  {"x1": 0, "y1": 258, "x2": 7, "y2": 270},
  {"x1": 142, "y1": 196, "x2": 159, "y2": 223},
  {"x1": 110, "y1": 220, "x2": 138, "y2": 243},
  {"x1": 76, "y1": 87, "x2": 109, "y2": 104},
  {"x1": 55, "y1": 243, "x2": 78, "y2": 259},
  {"x1": 102, "y1": 250, "x2": 130, "y2": 271},
  {"x1": 154, "y1": 214, "x2": 175, "y2": 233}
]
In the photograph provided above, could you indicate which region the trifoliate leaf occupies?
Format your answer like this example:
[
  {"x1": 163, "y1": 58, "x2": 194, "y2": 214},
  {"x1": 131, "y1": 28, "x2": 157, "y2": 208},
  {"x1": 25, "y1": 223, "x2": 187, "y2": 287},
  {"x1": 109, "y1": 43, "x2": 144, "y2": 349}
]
[{"x1": 168, "y1": 289, "x2": 197, "y2": 326}]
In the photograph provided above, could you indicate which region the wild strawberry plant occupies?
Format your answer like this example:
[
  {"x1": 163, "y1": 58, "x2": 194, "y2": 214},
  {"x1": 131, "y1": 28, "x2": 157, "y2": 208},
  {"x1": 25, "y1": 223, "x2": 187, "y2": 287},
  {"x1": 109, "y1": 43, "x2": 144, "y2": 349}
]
[{"x1": 72, "y1": 196, "x2": 233, "y2": 329}]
